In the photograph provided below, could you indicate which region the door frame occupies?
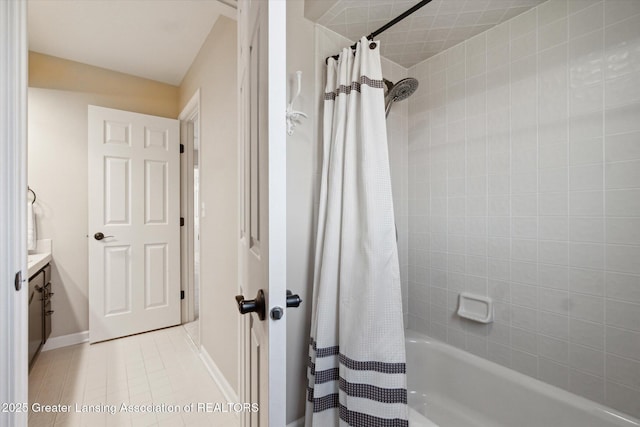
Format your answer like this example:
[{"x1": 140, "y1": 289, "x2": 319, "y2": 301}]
[
  {"x1": 0, "y1": 1, "x2": 29, "y2": 426},
  {"x1": 179, "y1": 89, "x2": 200, "y2": 328}
]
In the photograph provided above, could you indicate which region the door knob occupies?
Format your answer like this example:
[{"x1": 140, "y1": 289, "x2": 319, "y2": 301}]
[
  {"x1": 286, "y1": 290, "x2": 302, "y2": 308},
  {"x1": 235, "y1": 289, "x2": 266, "y2": 320},
  {"x1": 94, "y1": 232, "x2": 114, "y2": 241}
]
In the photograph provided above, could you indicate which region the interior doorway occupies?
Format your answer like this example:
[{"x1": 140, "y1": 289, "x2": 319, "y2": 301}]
[{"x1": 180, "y1": 91, "x2": 201, "y2": 348}]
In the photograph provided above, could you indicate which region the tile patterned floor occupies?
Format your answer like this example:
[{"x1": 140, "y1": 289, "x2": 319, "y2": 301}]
[
  {"x1": 183, "y1": 320, "x2": 200, "y2": 348},
  {"x1": 28, "y1": 326, "x2": 240, "y2": 427}
]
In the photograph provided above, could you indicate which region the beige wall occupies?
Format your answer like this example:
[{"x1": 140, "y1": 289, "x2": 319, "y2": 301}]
[
  {"x1": 179, "y1": 16, "x2": 239, "y2": 392},
  {"x1": 30, "y1": 52, "x2": 179, "y2": 118},
  {"x1": 27, "y1": 54, "x2": 179, "y2": 338}
]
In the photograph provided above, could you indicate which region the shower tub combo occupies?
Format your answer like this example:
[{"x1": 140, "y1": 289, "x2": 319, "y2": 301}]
[{"x1": 405, "y1": 330, "x2": 639, "y2": 427}]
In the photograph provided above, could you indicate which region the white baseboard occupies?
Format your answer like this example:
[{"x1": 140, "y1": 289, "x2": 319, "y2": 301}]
[
  {"x1": 200, "y1": 345, "x2": 239, "y2": 404},
  {"x1": 287, "y1": 417, "x2": 304, "y2": 427},
  {"x1": 41, "y1": 330, "x2": 89, "y2": 351}
]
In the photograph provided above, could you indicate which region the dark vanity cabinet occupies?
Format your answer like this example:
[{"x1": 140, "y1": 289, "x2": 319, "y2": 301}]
[{"x1": 28, "y1": 264, "x2": 53, "y2": 369}]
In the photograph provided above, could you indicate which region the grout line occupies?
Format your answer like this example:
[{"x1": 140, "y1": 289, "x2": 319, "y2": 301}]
[{"x1": 602, "y1": 0, "x2": 608, "y2": 405}]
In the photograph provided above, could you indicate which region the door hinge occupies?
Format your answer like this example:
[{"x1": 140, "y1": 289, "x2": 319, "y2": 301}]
[
  {"x1": 180, "y1": 290, "x2": 185, "y2": 300},
  {"x1": 180, "y1": 217, "x2": 185, "y2": 227},
  {"x1": 180, "y1": 144, "x2": 184, "y2": 153}
]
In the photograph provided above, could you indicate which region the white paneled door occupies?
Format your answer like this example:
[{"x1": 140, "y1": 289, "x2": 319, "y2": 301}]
[
  {"x1": 88, "y1": 106, "x2": 180, "y2": 344},
  {"x1": 237, "y1": 0, "x2": 287, "y2": 425}
]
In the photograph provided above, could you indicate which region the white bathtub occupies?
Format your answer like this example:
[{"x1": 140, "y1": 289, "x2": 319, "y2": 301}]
[{"x1": 405, "y1": 330, "x2": 640, "y2": 427}]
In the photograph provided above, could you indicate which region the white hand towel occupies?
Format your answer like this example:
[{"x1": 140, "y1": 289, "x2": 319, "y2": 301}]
[{"x1": 27, "y1": 202, "x2": 36, "y2": 251}]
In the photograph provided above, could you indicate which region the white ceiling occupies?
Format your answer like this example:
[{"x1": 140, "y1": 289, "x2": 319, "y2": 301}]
[
  {"x1": 315, "y1": 0, "x2": 546, "y2": 68},
  {"x1": 28, "y1": 0, "x2": 237, "y2": 86}
]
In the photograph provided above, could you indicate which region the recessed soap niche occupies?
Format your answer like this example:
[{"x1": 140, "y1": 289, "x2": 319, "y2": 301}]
[{"x1": 457, "y1": 293, "x2": 493, "y2": 324}]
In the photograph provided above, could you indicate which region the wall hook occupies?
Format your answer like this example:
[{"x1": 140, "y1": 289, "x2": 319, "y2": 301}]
[{"x1": 286, "y1": 70, "x2": 308, "y2": 136}]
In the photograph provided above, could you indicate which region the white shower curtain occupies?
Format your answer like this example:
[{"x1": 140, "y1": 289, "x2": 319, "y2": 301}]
[{"x1": 306, "y1": 38, "x2": 408, "y2": 427}]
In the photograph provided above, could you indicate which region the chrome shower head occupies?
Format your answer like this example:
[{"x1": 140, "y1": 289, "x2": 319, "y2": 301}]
[
  {"x1": 388, "y1": 77, "x2": 419, "y2": 102},
  {"x1": 384, "y1": 77, "x2": 419, "y2": 117}
]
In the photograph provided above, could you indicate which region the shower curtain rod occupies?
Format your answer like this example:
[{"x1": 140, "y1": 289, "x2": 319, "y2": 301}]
[{"x1": 325, "y1": 0, "x2": 433, "y2": 64}]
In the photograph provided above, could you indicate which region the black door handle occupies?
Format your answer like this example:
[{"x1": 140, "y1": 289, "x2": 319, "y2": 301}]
[
  {"x1": 286, "y1": 290, "x2": 302, "y2": 308},
  {"x1": 94, "y1": 232, "x2": 114, "y2": 241},
  {"x1": 235, "y1": 289, "x2": 266, "y2": 320}
]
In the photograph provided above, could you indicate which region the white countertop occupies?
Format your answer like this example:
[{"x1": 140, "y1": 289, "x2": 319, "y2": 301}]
[{"x1": 27, "y1": 252, "x2": 51, "y2": 278}]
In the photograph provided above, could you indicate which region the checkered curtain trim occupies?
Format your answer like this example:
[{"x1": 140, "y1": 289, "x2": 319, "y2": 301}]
[
  {"x1": 324, "y1": 75, "x2": 385, "y2": 100},
  {"x1": 340, "y1": 405, "x2": 409, "y2": 427},
  {"x1": 306, "y1": 388, "x2": 409, "y2": 427},
  {"x1": 309, "y1": 339, "x2": 406, "y2": 374},
  {"x1": 307, "y1": 338, "x2": 408, "y2": 407}
]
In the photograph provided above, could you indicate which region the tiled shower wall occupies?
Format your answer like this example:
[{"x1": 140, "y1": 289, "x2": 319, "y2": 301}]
[{"x1": 406, "y1": 0, "x2": 640, "y2": 419}]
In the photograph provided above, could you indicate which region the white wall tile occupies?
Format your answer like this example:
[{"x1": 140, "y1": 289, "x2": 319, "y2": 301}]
[
  {"x1": 512, "y1": 305, "x2": 538, "y2": 331},
  {"x1": 512, "y1": 172, "x2": 538, "y2": 193},
  {"x1": 605, "y1": 71, "x2": 640, "y2": 109},
  {"x1": 539, "y1": 264, "x2": 569, "y2": 290},
  {"x1": 603, "y1": 14, "x2": 640, "y2": 64},
  {"x1": 606, "y1": 326, "x2": 640, "y2": 361},
  {"x1": 488, "y1": 341, "x2": 512, "y2": 366},
  {"x1": 569, "y1": 267, "x2": 604, "y2": 296},
  {"x1": 606, "y1": 299, "x2": 640, "y2": 332},
  {"x1": 539, "y1": 216, "x2": 569, "y2": 241},
  {"x1": 569, "y1": 242, "x2": 604, "y2": 269},
  {"x1": 569, "y1": 164, "x2": 603, "y2": 191},
  {"x1": 512, "y1": 194, "x2": 538, "y2": 216},
  {"x1": 539, "y1": 287, "x2": 569, "y2": 315},
  {"x1": 538, "y1": 0, "x2": 568, "y2": 26},
  {"x1": 569, "y1": 293, "x2": 605, "y2": 323},
  {"x1": 570, "y1": 318, "x2": 604, "y2": 350},
  {"x1": 605, "y1": 160, "x2": 640, "y2": 190},
  {"x1": 569, "y1": 343, "x2": 605, "y2": 377},
  {"x1": 606, "y1": 189, "x2": 640, "y2": 217},
  {"x1": 568, "y1": 2, "x2": 603, "y2": 40},
  {"x1": 569, "y1": 191, "x2": 604, "y2": 216},
  {"x1": 510, "y1": 8, "x2": 537, "y2": 39},
  {"x1": 512, "y1": 283, "x2": 538, "y2": 307},
  {"x1": 569, "y1": 138, "x2": 602, "y2": 166},
  {"x1": 539, "y1": 143, "x2": 568, "y2": 168},
  {"x1": 539, "y1": 193, "x2": 569, "y2": 216},
  {"x1": 606, "y1": 218, "x2": 640, "y2": 245},
  {"x1": 539, "y1": 240, "x2": 568, "y2": 265},
  {"x1": 539, "y1": 18, "x2": 568, "y2": 51},
  {"x1": 539, "y1": 357, "x2": 570, "y2": 390},
  {"x1": 569, "y1": 217, "x2": 604, "y2": 243},
  {"x1": 511, "y1": 327, "x2": 539, "y2": 353},
  {"x1": 569, "y1": 368, "x2": 605, "y2": 404},
  {"x1": 606, "y1": 354, "x2": 640, "y2": 390},
  {"x1": 605, "y1": 103, "x2": 640, "y2": 136},
  {"x1": 512, "y1": 348, "x2": 539, "y2": 377},
  {"x1": 605, "y1": 244, "x2": 640, "y2": 274},
  {"x1": 511, "y1": 260, "x2": 538, "y2": 285},
  {"x1": 539, "y1": 312, "x2": 569, "y2": 340},
  {"x1": 539, "y1": 168, "x2": 568, "y2": 193},
  {"x1": 538, "y1": 333, "x2": 569, "y2": 364},
  {"x1": 404, "y1": 0, "x2": 640, "y2": 417},
  {"x1": 605, "y1": 131, "x2": 640, "y2": 162},
  {"x1": 604, "y1": 0, "x2": 640, "y2": 26},
  {"x1": 606, "y1": 272, "x2": 640, "y2": 304}
]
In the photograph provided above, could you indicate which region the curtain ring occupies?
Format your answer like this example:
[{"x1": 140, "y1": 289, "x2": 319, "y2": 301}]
[{"x1": 369, "y1": 42, "x2": 377, "y2": 50}]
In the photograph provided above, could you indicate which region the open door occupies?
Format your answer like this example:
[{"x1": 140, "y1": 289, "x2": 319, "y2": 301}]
[
  {"x1": 237, "y1": 0, "x2": 288, "y2": 426},
  {"x1": 0, "y1": 1, "x2": 29, "y2": 426},
  {"x1": 88, "y1": 106, "x2": 181, "y2": 343}
]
